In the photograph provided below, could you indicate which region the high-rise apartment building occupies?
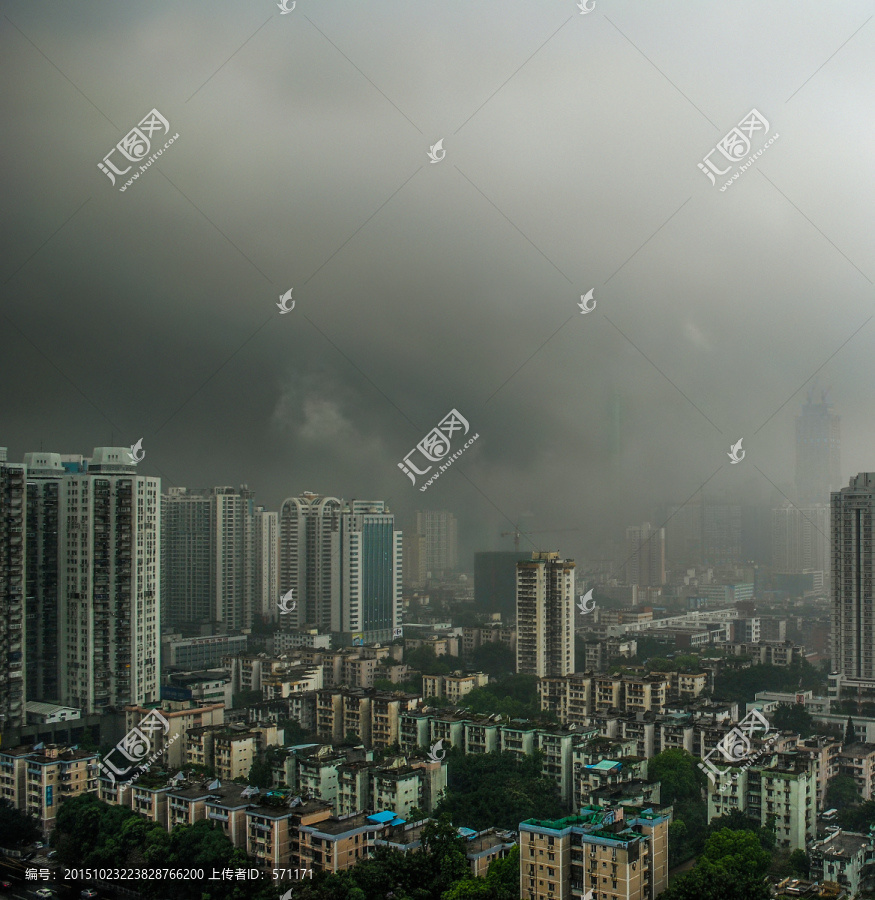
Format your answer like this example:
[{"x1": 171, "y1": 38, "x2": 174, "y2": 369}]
[
  {"x1": 161, "y1": 486, "x2": 278, "y2": 630},
  {"x1": 624, "y1": 523, "x2": 665, "y2": 588},
  {"x1": 58, "y1": 448, "x2": 160, "y2": 712},
  {"x1": 797, "y1": 390, "x2": 841, "y2": 505},
  {"x1": 832, "y1": 473, "x2": 875, "y2": 681},
  {"x1": 414, "y1": 510, "x2": 458, "y2": 577},
  {"x1": 0, "y1": 453, "x2": 27, "y2": 727},
  {"x1": 516, "y1": 551, "x2": 575, "y2": 677},
  {"x1": 23, "y1": 453, "x2": 66, "y2": 702},
  {"x1": 772, "y1": 503, "x2": 830, "y2": 577},
  {"x1": 279, "y1": 494, "x2": 402, "y2": 645}
]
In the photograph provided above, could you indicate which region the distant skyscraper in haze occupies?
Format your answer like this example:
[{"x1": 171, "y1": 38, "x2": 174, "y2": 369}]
[
  {"x1": 23, "y1": 453, "x2": 66, "y2": 703},
  {"x1": 403, "y1": 532, "x2": 426, "y2": 588},
  {"x1": 0, "y1": 452, "x2": 27, "y2": 726},
  {"x1": 475, "y1": 551, "x2": 530, "y2": 619},
  {"x1": 58, "y1": 448, "x2": 161, "y2": 712},
  {"x1": 771, "y1": 503, "x2": 830, "y2": 577},
  {"x1": 516, "y1": 551, "x2": 575, "y2": 677},
  {"x1": 415, "y1": 510, "x2": 458, "y2": 577},
  {"x1": 279, "y1": 493, "x2": 401, "y2": 644},
  {"x1": 161, "y1": 486, "x2": 278, "y2": 630},
  {"x1": 703, "y1": 502, "x2": 742, "y2": 567},
  {"x1": 624, "y1": 523, "x2": 666, "y2": 587},
  {"x1": 796, "y1": 390, "x2": 841, "y2": 504},
  {"x1": 831, "y1": 473, "x2": 875, "y2": 680}
]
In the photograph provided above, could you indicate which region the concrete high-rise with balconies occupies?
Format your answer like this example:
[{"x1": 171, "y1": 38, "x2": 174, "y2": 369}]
[
  {"x1": 279, "y1": 494, "x2": 402, "y2": 645},
  {"x1": 58, "y1": 448, "x2": 160, "y2": 712},
  {"x1": 0, "y1": 453, "x2": 27, "y2": 727},
  {"x1": 516, "y1": 552, "x2": 575, "y2": 678}
]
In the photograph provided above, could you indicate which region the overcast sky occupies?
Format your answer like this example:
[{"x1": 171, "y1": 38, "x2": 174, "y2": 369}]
[{"x1": 2, "y1": 0, "x2": 874, "y2": 567}]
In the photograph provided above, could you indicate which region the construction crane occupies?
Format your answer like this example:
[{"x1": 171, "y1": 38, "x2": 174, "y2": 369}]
[{"x1": 500, "y1": 528, "x2": 581, "y2": 552}]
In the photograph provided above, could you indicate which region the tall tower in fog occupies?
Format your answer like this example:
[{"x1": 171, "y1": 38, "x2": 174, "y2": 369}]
[
  {"x1": 796, "y1": 390, "x2": 841, "y2": 505},
  {"x1": 831, "y1": 473, "x2": 875, "y2": 681},
  {"x1": 516, "y1": 551, "x2": 575, "y2": 677},
  {"x1": 415, "y1": 509, "x2": 458, "y2": 577}
]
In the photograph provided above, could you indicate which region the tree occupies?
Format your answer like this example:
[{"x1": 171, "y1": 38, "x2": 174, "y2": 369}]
[
  {"x1": 470, "y1": 642, "x2": 515, "y2": 677},
  {"x1": 0, "y1": 799, "x2": 41, "y2": 848},
  {"x1": 845, "y1": 716, "x2": 856, "y2": 746},
  {"x1": 648, "y1": 749, "x2": 708, "y2": 866},
  {"x1": 248, "y1": 756, "x2": 273, "y2": 789},
  {"x1": 232, "y1": 689, "x2": 262, "y2": 709},
  {"x1": 825, "y1": 774, "x2": 862, "y2": 811},
  {"x1": 407, "y1": 645, "x2": 456, "y2": 676},
  {"x1": 772, "y1": 703, "x2": 815, "y2": 738},
  {"x1": 788, "y1": 849, "x2": 810, "y2": 878},
  {"x1": 434, "y1": 749, "x2": 563, "y2": 831}
]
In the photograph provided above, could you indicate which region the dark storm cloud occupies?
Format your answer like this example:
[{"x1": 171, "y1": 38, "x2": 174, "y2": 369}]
[{"x1": 2, "y1": 0, "x2": 874, "y2": 567}]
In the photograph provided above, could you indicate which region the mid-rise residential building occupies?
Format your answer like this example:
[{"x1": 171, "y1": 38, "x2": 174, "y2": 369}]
[
  {"x1": 125, "y1": 700, "x2": 224, "y2": 769},
  {"x1": 422, "y1": 672, "x2": 489, "y2": 702},
  {"x1": 809, "y1": 830, "x2": 872, "y2": 898},
  {"x1": 517, "y1": 552, "x2": 575, "y2": 677},
  {"x1": 519, "y1": 805, "x2": 670, "y2": 900},
  {"x1": 162, "y1": 633, "x2": 248, "y2": 670},
  {"x1": 839, "y1": 742, "x2": 875, "y2": 800}
]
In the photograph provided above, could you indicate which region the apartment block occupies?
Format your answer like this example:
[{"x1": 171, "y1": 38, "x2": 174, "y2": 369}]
[
  {"x1": 517, "y1": 552, "x2": 575, "y2": 677},
  {"x1": 519, "y1": 806, "x2": 670, "y2": 900},
  {"x1": 0, "y1": 460, "x2": 28, "y2": 726},
  {"x1": 125, "y1": 700, "x2": 224, "y2": 769},
  {"x1": 422, "y1": 672, "x2": 489, "y2": 702},
  {"x1": 246, "y1": 798, "x2": 333, "y2": 870},
  {"x1": 839, "y1": 742, "x2": 875, "y2": 800},
  {"x1": 315, "y1": 688, "x2": 419, "y2": 749}
]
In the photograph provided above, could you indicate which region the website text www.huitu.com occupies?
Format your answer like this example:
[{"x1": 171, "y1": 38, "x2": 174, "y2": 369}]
[
  {"x1": 119, "y1": 134, "x2": 179, "y2": 192},
  {"x1": 419, "y1": 433, "x2": 479, "y2": 492},
  {"x1": 720, "y1": 133, "x2": 780, "y2": 191}
]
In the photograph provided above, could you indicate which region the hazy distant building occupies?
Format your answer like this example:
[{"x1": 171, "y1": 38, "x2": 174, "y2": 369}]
[
  {"x1": 703, "y1": 502, "x2": 742, "y2": 567},
  {"x1": 772, "y1": 503, "x2": 830, "y2": 576},
  {"x1": 0, "y1": 453, "x2": 27, "y2": 726},
  {"x1": 23, "y1": 453, "x2": 66, "y2": 702},
  {"x1": 831, "y1": 474, "x2": 875, "y2": 681},
  {"x1": 279, "y1": 494, "x2": 402, "y2": 645},
  {"x1": 661, "y1": 500, "x2": 703, "y2": 567},
  {"x1": 475, "y1": 551, "x2": 530, "y2": 619},
  {"x1": 415, "y1": 510, "x2": 458, "y2": 577},
  {"x1": 161, "y1": 486, "x2": 278, "y2": 630},
  {"x1": 797, "y1": 390, "x2": 841, "y2": 505},
  {"x1": 624, "y1": 523, "x2": 665, "y2": 587},
  {"x1": 58, "y1": 448, "x2": 161, "y2": 712},
  {"x1": 403, "y1": 532, "x2": 426, "y2": 588},
  {"x1": 516, "y1": 551, "x2": 575, "y2": 677}
]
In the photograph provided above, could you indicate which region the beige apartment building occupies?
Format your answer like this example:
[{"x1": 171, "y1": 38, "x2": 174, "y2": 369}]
[
  {"x1": 125, "y1": 700, "x2": 224, "y2": 769},
  {"x1": 519, "y1": 805, "x2": 670, "y2": 900},
  {"x1": 422, "y1": 672, "x2": 489, "y2": 702}
]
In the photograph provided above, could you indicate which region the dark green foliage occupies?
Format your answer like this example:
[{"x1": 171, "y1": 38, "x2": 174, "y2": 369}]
[
  {"x1": 469, "y1": 642, "x2": 516, "y2": 677},
  {"x1": 374, "y1": 677, "x2": 424, "y2": 694},
  {"x1": 661, "y1": 829, "x2": 772, "y2": 900},
  {"x1": 0, "y1": 798, "x2": 41, "y2": 848},
  {"x1": 459, "y1": 674, "x2": 548, "y2": 720},
  {"x1": 278, "y1": 717, "x2": 317, "y2": 746},
  {"x1": 291, "y1": 815, "x2": 473, "y2": 900},
  {"x1": 712, "y1": 661, "x2": 824, "y2": 704},
  {"x1": 845, "y1": 716, "x2": 855, "y2": 746},
  {"x1": 434, "y1": 748, "x2": 563, "y2": 831},
  {"x1": 788, "y1": 849, "x2": 810, "y2": 878},
  {"x1": 838, "y1": 799, "x2": 875, "y2": 832},
  {"x1": 232, "y1": 689, "x2": 262, "y2": 708},
  {"x1": 52, "y1": 793, "x2": 267, "y2": 900},
  {"x1": 647, "y1": 749, "x2": 708, "y2": 866},
  {"x1": 705, "y1": 809, "x2": 776, "y2": 851},
  {"x1": 407, "y1": 646, "x2": 456, "y2": 676},
  {"x1": 825, "y1": 774, "x2": 863, "y2": 810},
  {"x1": 771, "y1": 703, "x2": 815, "y2": 737},
  {"x1": 441, "y1": 845, "x2": 520, "y2": 899}
]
